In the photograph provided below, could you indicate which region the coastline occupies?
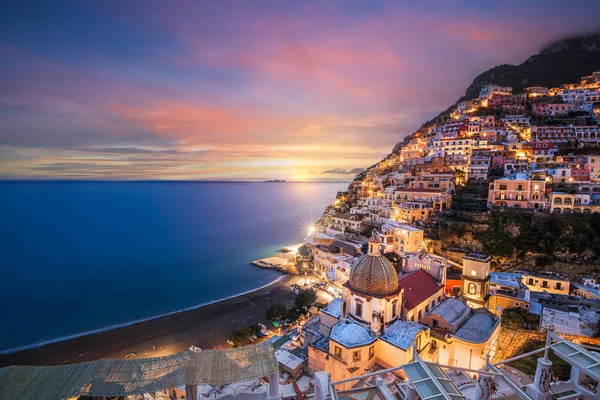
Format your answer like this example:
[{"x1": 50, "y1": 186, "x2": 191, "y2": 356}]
[{"x1": 0, "y1": 274, "x2": 299, "y2": 367}]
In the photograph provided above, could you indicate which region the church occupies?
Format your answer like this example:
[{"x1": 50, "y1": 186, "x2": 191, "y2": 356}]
[{"x1": 306, "y1": 232, "x2": 500, "y2": 387}]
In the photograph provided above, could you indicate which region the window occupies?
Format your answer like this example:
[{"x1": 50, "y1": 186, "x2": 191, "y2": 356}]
[
  {"x1": 542, "y1": 280, "x2": 549, "y2": 288},
  {"x1": 471, "y1": 269, "x2": 476, "y2": 277},
  {"x1": 353, "y1": 351, "x2": 361, "y2": 362},
  {"x1": 528, "y1": 278, "x2": 534, "y2": 285},
  {"x1": 500, "y1": 194, "x2": 506, "y2": 200},
  {"x1": 556, "y1": 282, "x2": 562, "y2": 290},
  {"x1": 392, "y1": 300, "x2": 398, "y2": 319},
  {"x1": 516, "y1": 194, "x2": 523, "y2": 201},
  {"x1": 369, "y1": 346, "x2": 375, "y2": 360},
  {"x1": 415, "y1": 335, "x2": 422, "y2": 351},
  {"x1": 468, "y1": 283, "x2": 476, "y2": 295},
  {"x1": 438, "y1": 295, "x2": 441, "y2": 303},
  {"x1": 425, "y1": 305, "x2": 429, "y2": 313},
  {"x1": 417, "y1": 310, "x2": 422, "y2": 322},
  {"x1": 335, "y1": 346, "x2": 342, "y2": 358},
  {"x1": 356, "y1": 301, "x2": 363, "y2": 318},
  {"x1": 517, "y1": 184, "x2": 523, "y2": 191},
  {"x1": 499, "y1": 184, "x2": 507, "y2": 190}
]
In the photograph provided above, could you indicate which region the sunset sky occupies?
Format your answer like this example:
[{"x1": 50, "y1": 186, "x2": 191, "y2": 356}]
[{"x1": 1, "y1": 1, "x2": 599, "y2": 181}]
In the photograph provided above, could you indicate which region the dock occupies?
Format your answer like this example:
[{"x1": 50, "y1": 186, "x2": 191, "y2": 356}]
[{"x1": 251, "y1": 244, "x2": 302, "y2": 274}]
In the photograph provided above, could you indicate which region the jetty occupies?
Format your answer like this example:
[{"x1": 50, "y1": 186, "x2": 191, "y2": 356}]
[{"x1": 251, "y1": 244, "x2": 304, "y2": 274}]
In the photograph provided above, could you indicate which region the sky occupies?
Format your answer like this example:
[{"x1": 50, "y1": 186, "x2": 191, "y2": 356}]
[{"x1": 0, "y1": 1, "x2": 599, "y2": 181}]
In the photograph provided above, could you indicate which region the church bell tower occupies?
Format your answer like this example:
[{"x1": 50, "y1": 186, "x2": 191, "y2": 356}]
[{"x1": 460, "y1": 253, "x2": 491, "y2": 308}]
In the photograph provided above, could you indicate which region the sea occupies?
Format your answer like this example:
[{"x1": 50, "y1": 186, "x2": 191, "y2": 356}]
[{"x1": 0, "y1": 181, "x2": 348, "y2": 353}]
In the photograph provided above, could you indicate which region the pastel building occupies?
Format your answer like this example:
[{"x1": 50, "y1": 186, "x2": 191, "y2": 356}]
[
  {"x1": 521, "y1": 273, "x2": 570, "y2": 295},
  {"x1": 487, "y1": 173, "x2": 547, "y2": 209}
]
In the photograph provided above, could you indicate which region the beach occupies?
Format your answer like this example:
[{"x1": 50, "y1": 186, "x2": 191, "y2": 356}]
[{"x1": 0, "y1": 275, "x2": 303, "y2": 367}]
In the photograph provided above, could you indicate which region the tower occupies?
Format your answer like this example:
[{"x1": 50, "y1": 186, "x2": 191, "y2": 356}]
[{"x1": 461, "y1": 253, "x2": 491, "y2": 308}]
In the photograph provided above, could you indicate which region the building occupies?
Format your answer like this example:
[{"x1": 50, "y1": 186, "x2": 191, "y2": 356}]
[
  {"x1": 460, "y1": 253, "x2": 491, "y2": 309},
  {"x1": 479, "y1": 84, "x2": 512, "y2": 101},
  {"x1": 402, "y1": 249, "x2": 448, "y2": 286},
  {"x1": 548, "y1": 192, "x2": 600, "y2": 214},
  {"x1": 380, "y1": 222, "x2": 424, "y2": 254},
  {"x1": 307, "y1": 232, "x2": 499, "y2": 387},
  {"x1": 531, "y1": 126, "x2": 576, "y2": 144},
  {"x1": 308, "y1": 232, "x2": 431, "y2": 387},
  {"x1": 531, "y1": 102, "x2": 575, "y2": 117},
  {"x1": 396, "y1": 269, "x2": 445, "y2": 324},
  {"x1": 521, "y1": 273, "x2": 570, "y2": 294},
  {"x1": 422, "y1": 299, "x2": 500, "y2": 371},
  {"x1": 327, "y1": 213, "x2": 365, "y2": 234},
  {"x1": 394, "y1": 188, "x2": 453, "y2": 212},
  {"x1": 588, "y1": 155, "x2": 600, "y2": 182},
  {"x1": 487, "y1": 172, "x2": 547, "y2": 209},
  {"x1": 393, "y1": 202, "x2": 433, "y2": 223}
]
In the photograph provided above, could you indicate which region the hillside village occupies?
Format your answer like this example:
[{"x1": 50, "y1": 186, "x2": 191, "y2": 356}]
[{"x1": 290, "y1": 70, "x2": 600, "y2": 388}]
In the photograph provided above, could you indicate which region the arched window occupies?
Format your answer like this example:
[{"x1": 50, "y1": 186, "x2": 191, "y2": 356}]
[{"x1": 468, "y1": 283, "x2": 476, "y2": 295}]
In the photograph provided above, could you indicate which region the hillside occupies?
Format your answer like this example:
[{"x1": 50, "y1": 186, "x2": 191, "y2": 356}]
[{"x1": 391, "y1": 33, "x2": 600, "y2": 154}]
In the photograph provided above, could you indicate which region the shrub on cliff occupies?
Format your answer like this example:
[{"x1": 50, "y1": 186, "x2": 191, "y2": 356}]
[{"x1": 475, "y1": 210, "x2": 600, "y2": 261}]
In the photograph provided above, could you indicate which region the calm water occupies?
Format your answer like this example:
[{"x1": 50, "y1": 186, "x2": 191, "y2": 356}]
[{"x1": 0, "y1": 181, "x2": 347, "y2": 352}]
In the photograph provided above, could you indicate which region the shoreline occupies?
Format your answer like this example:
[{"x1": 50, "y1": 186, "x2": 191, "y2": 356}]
[
  {"x1": 0, "y1": 274, "x2": 301, "y2": 367},
  {"x1": 0, "y1": 275, "x2": 286, "y2": 356}
]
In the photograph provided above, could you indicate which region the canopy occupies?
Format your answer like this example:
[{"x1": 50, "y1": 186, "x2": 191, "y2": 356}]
[{"x1": 0, "y1": 341, "x2": 278, "y2": 400}]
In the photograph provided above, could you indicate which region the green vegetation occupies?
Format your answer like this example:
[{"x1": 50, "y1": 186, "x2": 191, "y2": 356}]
[
  {"x1": 294, "y1": 288, "x2": 317, "y2": 312},
  {"x1": 475, "y1": 210, "x2": 600, "y2": 261},
  {"x1": 265, "y1": 303, "x2": 288, "y2": 322},
  {"x1": 509, "y1": 340, "x2": 571, "y2": 380},
  {"x1": 228, "y1": 324, "x2": 263, "y2": 347},
  {"x1": 501, "y1": 307, "x2": 540, "y2": 330}
]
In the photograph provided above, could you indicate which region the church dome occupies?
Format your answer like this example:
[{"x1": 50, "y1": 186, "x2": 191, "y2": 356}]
[{"x1": 348, "y1": 230, "x2": 399, "y2": 297}]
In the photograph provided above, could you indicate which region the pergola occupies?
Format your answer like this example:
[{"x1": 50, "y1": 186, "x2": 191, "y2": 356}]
[{"x1": 0, "y1": 341, "x2": 278, "y2": 400}]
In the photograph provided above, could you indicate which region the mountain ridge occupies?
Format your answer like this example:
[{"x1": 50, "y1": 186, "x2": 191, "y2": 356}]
[{"x1": 388, "y1": 32, "x2": 600, "y2": 156}]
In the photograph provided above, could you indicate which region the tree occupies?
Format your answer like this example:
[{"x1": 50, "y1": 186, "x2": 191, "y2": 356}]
[
  {"x1": 294, "y1": 288, "x2": 317, "y2": 311},
  {"x1": 265, "y1": 304, "x2": 288, "y2": 321},
  {"x1": 228, "y1": 328, "x2": 251, "y2": 347}
]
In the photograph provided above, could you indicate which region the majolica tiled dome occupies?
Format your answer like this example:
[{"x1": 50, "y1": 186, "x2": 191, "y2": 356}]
[{"x1": 348, "y1": 231, "x2": 398, "y2": 297}]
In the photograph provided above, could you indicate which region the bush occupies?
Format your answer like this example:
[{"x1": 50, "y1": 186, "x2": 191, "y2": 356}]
[{"x1": 502, "y1": 307, "x2": 539, "y2": 330}]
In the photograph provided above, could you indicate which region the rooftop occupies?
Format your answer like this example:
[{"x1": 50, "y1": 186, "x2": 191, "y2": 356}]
[
  {"x1": 322, "y1": 298, "x2": 342, "y2": 319},
  {"x1": 275, "y1": 348, "x2": 305, "y2": 370},
  {"x1": 330, "y1": 321, "x2": 377, "y2": 349},
  {"x1": 463, "y1": 253, "x2": 491, "y2": 263},
  {"x1": 397, "y1": 270, "x2": 443, "y2": 311},
  {"x1": 380, "y1": 320, "x2": 428, "y2": 351},
  {"x1": 427, "y1": 298, "x2": 471, "y2": 327},
  {"x1": 490, "y1": 272, "x2": 522, "y2": 289},
  {"x1": 453, "y1": 310, "x2": 498, "y2": 343}
]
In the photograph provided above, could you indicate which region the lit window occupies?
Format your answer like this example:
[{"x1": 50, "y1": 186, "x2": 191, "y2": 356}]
[
  {"x1": 468, "y1": 283, "x2": 476, "y2": 295},
  {"x1": 471, "y1": 270, "x2": 476, "y2": 277}
]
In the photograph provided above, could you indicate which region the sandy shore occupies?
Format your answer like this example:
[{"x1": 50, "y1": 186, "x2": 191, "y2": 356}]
[{"x1": 0, "y1": 274, "x2": 304, "y2": 367}]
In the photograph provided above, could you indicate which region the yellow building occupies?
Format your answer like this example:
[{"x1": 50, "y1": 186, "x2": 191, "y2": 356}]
[
  {"x1": 307, "y1": 232, "x2": 433, "y2": 387},
  {"x1": 392, "y1": 201, "x2": 433, "y2": 223},
  {"x1": 422, "y1": 299, "x2": 501, "y2": 371},
  {"x1": 461, "y1": 253, "x2": 491, "y2": 308},
  {"x1": 521, "y1": 273, "x2": 570, "y2": 294},
  {"x1": 307, "y1": 234, "x2": 499, "y2": 385},
  {"x1": 548, "y1": 192, "x2": 600, "y2": 214}
]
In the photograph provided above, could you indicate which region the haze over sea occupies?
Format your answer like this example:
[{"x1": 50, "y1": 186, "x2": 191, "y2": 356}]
[{"x1": 0, "y1": 181, "x2": 347, "y2": 353}]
